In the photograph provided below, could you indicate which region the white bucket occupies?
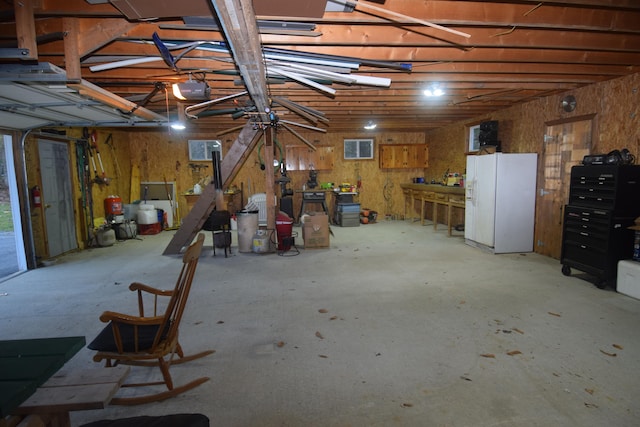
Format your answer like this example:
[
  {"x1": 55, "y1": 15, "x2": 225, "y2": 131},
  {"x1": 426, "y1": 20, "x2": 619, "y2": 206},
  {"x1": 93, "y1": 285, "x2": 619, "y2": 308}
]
[
  {"x1": 237, "y1": 211, "x2": 258, "y2": 253},
  {"x1": 137, "y1": 209, "x2": 158, "y2": 225},
  {"x1": 138, "y1": 204, "x2": 155, "y2": 211}
]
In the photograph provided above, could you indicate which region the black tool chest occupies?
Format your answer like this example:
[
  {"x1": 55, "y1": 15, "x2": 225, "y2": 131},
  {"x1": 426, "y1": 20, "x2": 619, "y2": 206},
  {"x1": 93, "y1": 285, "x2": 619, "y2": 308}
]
[{"x1": 561, "y1": 165, "x2": 640, "y2": 288}]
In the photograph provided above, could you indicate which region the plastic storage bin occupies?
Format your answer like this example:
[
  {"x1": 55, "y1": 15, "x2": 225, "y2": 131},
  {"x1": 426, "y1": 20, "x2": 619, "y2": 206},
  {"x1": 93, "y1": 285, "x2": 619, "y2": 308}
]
[{"x1": 617, "y1": 260, "x2": 640, "y2": 299}]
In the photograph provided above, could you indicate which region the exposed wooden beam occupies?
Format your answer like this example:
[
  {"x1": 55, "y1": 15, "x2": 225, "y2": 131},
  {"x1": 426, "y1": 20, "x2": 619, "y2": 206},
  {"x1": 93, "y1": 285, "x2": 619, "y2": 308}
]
[
  {"x1": 14, "y1": 0, "x2": 38, "y2": 60},
  {"x1": 210, "y1": 0, "x2": 270, "y2": 121}
]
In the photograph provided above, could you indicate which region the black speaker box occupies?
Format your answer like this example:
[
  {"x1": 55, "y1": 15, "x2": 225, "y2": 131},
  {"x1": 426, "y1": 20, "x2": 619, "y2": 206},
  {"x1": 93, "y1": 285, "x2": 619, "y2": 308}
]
[{"x1": 479, "y1": 120, "x2": 499, "y2": 145}]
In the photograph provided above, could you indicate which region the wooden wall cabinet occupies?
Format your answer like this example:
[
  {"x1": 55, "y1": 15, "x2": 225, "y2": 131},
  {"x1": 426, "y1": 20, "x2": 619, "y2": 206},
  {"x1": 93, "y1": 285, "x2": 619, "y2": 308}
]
[
  {"x1": 285, "y1": 145, "x2": 334, "y2": 170},
  {"x1": 379, "y1": 144, "x2": 429, "y2": 169}
]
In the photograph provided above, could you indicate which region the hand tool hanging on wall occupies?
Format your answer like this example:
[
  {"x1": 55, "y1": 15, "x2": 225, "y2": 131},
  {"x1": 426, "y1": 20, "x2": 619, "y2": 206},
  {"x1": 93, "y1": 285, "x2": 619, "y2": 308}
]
[
  {"x1": 90, "y1": 131, "x2": 110, "y2": 185},
  {"x1": 76, "y1": 133, "x2": 96, "y2": 246},
  {"x1": 163, "y1": 175, "x2": 178, "y2": 230},
  {"x1": 104, "y1": 133, "x2": 121, "y2": 178}
]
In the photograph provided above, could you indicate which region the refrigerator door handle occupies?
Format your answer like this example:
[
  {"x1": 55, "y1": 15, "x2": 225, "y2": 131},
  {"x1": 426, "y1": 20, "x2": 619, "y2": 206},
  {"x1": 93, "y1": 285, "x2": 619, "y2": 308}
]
[{"x1": 466, "y1": 180, "x2": 475, "y2": 202}]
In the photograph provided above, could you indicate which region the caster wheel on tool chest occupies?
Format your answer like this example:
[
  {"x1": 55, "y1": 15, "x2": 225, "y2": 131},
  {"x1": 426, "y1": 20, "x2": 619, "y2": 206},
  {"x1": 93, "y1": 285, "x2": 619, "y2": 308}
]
[{"x1": 561, "y1": 265, "x2": 571, "y2": 276}]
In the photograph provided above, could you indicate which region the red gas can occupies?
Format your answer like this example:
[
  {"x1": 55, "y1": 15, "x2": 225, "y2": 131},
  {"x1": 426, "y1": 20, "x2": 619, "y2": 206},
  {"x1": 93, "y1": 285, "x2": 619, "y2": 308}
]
[{"x1": 104, "y1": 195, "x2": 123, "y2": 216}]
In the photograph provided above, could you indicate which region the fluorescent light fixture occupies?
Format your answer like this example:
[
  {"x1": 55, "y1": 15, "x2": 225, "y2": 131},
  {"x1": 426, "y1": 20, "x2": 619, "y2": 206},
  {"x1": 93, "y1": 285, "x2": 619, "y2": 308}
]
[
  {"x1": 172, "y1": 80, "x2": 211, "y2": 100},
  {"x1": 364, "y1": 121, "x2": 377, "y2": 130},
  {"x1": 424, "y1": 83, "x2": 445, "y2": 97},
  {"x1": 170, "y1": 122, "x2": 186, "y2": 130}
]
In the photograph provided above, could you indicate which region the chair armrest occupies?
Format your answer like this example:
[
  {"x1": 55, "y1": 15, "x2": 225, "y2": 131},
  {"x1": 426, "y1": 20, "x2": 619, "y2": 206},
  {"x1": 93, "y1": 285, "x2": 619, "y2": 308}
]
[
  {"x1": 129, "y1": 282, "x2": 173, "y2": 297},
  {"x1": 99, "y1": 310, "x2": 164, "y2": 325}
]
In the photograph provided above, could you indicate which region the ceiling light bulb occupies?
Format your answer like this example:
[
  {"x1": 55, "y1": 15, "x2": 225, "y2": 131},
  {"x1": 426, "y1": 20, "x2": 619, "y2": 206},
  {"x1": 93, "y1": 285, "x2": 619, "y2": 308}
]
[
  {"x1": 171, "y1": 122, "x2": 186, "y2": 130},
  {"x1": 364, "y1": 121, "x2": 377, "y2": 130},
  {"x1": 424, "y1": 83, "x2": 445, "y2": 97},
  {"x1": 172, "y1": 83, "x2": 187, "y2": 100}
]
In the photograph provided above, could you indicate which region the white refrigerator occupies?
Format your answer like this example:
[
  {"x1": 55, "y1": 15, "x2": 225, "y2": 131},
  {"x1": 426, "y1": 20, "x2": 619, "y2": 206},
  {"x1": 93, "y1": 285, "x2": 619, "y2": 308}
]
[{"x1": 464, "y1": 153, "x2": 538, "y2": 253}]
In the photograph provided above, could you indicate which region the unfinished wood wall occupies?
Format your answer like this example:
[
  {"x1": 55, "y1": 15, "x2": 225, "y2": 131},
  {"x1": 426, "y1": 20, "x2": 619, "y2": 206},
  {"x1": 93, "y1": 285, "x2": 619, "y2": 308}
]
[{"x1": 22, "y1": 72, "x2": 639, "y2": 260}]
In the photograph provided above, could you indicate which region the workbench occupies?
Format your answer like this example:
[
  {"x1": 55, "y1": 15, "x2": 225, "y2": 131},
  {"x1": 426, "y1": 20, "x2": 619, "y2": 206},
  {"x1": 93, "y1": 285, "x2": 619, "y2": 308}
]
[{"x1": 400, "y1": 183, "x2": 465, "y2": 236}]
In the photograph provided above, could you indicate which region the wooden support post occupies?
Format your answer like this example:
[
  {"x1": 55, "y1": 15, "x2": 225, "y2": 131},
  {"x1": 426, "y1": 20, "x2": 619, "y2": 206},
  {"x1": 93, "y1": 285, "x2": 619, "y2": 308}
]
[
  {"x1": 62, "y1": 18, "x2": 81, "y2": 81},
  {"x1": 13, "y1": 0, "x2": 37, "y2": 60},
  {"x1": 264, "y1": 128, "x2": 276, "y2": 239}
]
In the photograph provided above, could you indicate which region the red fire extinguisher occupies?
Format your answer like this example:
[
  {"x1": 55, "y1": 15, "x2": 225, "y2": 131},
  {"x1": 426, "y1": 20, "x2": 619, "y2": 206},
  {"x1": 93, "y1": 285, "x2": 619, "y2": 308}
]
[{"x1": 31, "y1": 185, "x2": 42, "y2": 208}]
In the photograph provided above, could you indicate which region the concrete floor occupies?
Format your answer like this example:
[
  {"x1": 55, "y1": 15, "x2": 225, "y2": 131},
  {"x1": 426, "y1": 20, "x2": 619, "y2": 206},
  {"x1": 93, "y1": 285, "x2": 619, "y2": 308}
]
[{"x1": 1, "y1": 220, "x2": 639, "y2": 427}]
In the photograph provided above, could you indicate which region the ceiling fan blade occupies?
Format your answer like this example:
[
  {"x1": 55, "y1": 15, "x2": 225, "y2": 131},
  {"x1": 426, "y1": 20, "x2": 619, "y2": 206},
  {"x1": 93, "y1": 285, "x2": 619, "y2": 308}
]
[
  {"x1": 152, "y1": 32, "x2": 178, "y2": 69},
  {"x1": 280, "y1": 119, "x2": 327, "y2": 133},
  {"x1": 280, "y1": 123, "x2": 317, "y2": 151},
  {"x1": 184, "y1": 91, "x2": 249, "y2": 118}
]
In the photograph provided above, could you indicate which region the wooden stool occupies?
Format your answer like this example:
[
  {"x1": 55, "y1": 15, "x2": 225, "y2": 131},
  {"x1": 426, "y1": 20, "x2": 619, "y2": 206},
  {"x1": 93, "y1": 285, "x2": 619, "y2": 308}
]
[{"x1": 447, "y1": 196, "x2": 466, "y2": 236}]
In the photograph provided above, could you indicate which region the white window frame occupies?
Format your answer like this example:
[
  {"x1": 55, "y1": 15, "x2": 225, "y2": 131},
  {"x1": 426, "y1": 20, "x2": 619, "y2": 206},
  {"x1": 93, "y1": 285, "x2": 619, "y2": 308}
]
[
  {"x1": 188, "y1": 139, "x2": 222, "y2": 161},
  {"x1": 468, "y1": 125, "x2": 481, "y2": 153},
  {"x1": 344, "y1": 138, "x2": 374, "y2": 159}
]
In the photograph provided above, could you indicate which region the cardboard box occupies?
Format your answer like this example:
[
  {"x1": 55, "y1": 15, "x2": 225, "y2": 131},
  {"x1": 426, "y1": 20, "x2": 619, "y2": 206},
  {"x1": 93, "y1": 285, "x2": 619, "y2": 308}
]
[{"x1": 302, "y1": 213, "x2": 330, "y2": 248}]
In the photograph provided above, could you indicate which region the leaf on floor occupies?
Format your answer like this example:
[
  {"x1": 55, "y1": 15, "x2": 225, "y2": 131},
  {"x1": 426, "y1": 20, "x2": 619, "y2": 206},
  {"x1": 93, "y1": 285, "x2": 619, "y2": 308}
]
[
  {"x1": 276, "y1": 341, "x2": 285, "y2": 348},
  {"x1": 318, "y1": 354, "x2": 328, "y2": 358},
  {"x1": 460, "y1": 376, "x2": 472, "y2": 381},
  {"x1": 585, "y1": 388, "x2": 595, "y2": 395},
  {"x1": 599, "y1": 349, "x2": 617, "y2": 357},
  {"x1": 329, "y1": 316, "x2": 338, "y2": 320},
  {"x1": 401, "y1": 403, "x2": 413, "y2": 408},
  {"x1": 480, "y1": 353, "x2": 496, "y2": 358},
  {"x1": 318, "y1": 308, "x2": 328, "y2": 313},
  {"x1": 512, "y1": 327, "x2": 524, "y2": 334},
  {"x1": 315, "y1": 331, "x2": 324, "y2": 339},
  {"x1": 506, "y1": 350, "x2": 522, "y2": 356},
  {"x1": 584, "y1": 402, "x2": 599, "y2": 409},
  {"x1": 548, "y1": 311, "x2": 562, "y2": 317},
  {"x1": 612, "y1": 344, "x2": 623, "y2": 350},
  {"x1": 217, "y1": 320, "x2": 224, "y2": 324},
  {"x1": 193, "y1": 321, "x2": 203, "y2": 325}
]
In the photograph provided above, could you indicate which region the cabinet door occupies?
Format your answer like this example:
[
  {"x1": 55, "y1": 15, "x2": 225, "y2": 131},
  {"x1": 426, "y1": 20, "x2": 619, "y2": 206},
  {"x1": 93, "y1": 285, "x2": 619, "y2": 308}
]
[
  {"x1": 379, "y1": 144, "x2": 400, "y2": 168},
  {"x1": 379, "y1": 144, "x2": 428, "y2": 169},
  {"x1": 410, "y1": 145, "x2": 429, "y2": 168},
  {"x1": 285, "y1": 145, "x2": 334, "y2": 170}
]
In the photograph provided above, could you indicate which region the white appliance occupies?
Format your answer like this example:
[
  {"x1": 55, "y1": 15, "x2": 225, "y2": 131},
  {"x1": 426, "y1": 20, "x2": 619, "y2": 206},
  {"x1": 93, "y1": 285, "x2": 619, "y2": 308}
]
[{"x1": 465, "y1": 153, "x2": 538, "y2": 253}]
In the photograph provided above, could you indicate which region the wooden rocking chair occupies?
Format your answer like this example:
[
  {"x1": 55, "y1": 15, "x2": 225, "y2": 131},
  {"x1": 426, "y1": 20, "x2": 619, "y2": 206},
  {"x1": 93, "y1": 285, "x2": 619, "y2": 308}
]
[{"x1": 88, "y1": 234, "x2": 214, "y2": 405}]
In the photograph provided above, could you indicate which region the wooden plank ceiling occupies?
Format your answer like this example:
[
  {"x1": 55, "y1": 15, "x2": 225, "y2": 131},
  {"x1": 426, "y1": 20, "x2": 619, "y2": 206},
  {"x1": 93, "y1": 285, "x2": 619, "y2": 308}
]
[{"x1": 1, "y1": 0, "x2": 639, "y2": 133}]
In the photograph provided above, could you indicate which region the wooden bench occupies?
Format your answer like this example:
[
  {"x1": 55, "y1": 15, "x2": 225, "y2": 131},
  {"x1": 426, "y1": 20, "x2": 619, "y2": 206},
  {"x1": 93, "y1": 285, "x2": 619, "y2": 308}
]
[{"x1": 11, "y1": 366, "x2": 129, "y2": 427}]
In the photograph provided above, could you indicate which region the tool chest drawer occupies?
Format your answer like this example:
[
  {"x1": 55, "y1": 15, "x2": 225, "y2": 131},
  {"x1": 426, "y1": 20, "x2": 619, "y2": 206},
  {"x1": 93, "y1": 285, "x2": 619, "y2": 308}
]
[{"x1": 569, "y1": 165, "x2": 640, "y2": 212}]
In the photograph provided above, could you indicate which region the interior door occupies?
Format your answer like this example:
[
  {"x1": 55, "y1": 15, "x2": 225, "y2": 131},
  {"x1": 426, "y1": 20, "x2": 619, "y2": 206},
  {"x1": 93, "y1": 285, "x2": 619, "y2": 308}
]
[
  {"x1": 38, "y1": 139, "x2": 77, "y2": 257},
  {"x1": 536, "y1": 117, "x2": 593, "y2": 258}
]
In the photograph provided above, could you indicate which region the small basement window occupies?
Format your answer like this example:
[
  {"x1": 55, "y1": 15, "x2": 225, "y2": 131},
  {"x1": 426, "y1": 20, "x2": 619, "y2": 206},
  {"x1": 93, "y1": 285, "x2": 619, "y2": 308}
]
[
  {"x1": 344, "y1": 139, "x2": 374, "y2": 159},
  {"x1": 189, "y1": 139, "x2": 222, "y2": 161}
]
